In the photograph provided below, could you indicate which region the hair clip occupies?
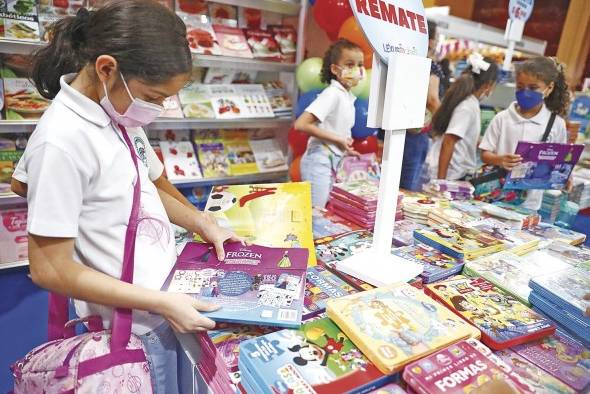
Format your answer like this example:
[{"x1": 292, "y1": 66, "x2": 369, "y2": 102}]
[{"x1": 467, "y1": 53, "x2": 490, "y2": 74}]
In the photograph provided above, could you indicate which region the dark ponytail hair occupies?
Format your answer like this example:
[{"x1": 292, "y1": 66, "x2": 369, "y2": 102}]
[
  {"x1": 431, "y1": 56, "x2": 498, "y2": 136},
  {"x1": 515, "y1": 57, "x2": 570, "y2": 118},
  {"x1": 32, "y1": 0, "x2": 192, "y2": 99},
  {"x1": 320, "y1": 39, "x2": 363, "y2": 84}
]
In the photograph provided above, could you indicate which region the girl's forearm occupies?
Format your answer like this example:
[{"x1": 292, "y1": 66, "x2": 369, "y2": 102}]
[
  {"x1": 157, "y1": 188, "x2": 206, "y2": 234},
  {"x1": 437, "y1": 136, "x2": 456, "y2": 179},
  {"x1": 481, "y1": 150, "x2": 502, "y2": 166},
  {"x1": 153, "y1": 174, "x2": 197, "y2": 211}
]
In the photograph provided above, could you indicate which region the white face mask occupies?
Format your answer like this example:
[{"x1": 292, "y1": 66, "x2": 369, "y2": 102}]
[
  {"x1": 100, "y1": 73, "x2": 164, "y2": 128},
  {"x1": 336, "y1": 65, "x2": 365, "y2": 87}
]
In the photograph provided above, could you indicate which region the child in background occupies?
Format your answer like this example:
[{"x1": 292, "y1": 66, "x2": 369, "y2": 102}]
[
  {"x1": 294, "y1": 39, "x2": 364, "y2": 207},
  {"x1": 479, "y1": 57, "x2": 570, "y2": 210},
  {"x1": 428, "y1": 53, "x2": 498, "y2": 180}
]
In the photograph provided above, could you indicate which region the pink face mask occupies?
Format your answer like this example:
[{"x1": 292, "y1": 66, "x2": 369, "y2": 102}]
[{"x1": 100, "y1": 73, "x2": 163, "y2": 128}]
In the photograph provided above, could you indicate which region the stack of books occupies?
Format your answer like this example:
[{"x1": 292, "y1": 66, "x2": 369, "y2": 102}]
[
  {"x1": 469, "y1": 217, "x2": 540, "y2": 255},
  {"x1": 403, "y1": 196, "x2": 446, "y2": 225},
  {"x1": 570, "y1": 171, "x2": 590, "y2": 210},
  {"x1": 302, "y1": 265, "x2": 358, "y2": 319},
  {"x1": 423, "y1": 179, "x2": 474, "y2": 200},
  {"x1": 539, "y1": 190, "x2": 563, "y2": 223},
  {"x1": 391, "y1": 244, "x2": 464, "y2": 283},
  {"x1": 526, "y1": 222, "x2": 587, "y2": 246},
  {"x1": 392, "y1": 219, "x2": 424, "y2": 246},
  {"x1": 482, "y1": 202, "x2": 541, "y2": 230}
]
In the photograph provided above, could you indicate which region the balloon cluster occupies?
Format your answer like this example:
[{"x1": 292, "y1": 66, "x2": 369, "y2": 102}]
[{"x1": 289, "y1": 1, "x2": 378, "y2": 180}]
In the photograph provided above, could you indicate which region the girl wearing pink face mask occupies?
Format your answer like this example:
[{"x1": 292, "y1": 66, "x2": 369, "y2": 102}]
[{"x1": 11, "y1": 1, "x2": 241, "y2": 392}]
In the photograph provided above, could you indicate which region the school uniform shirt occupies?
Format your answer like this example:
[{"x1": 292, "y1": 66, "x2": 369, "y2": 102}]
[
  {"x1": 428, "y1": 95, "x2": 481, "y2": 180},
  {"x1": 479, "y1": 102, "x2": 567, "y2": 210},
  {"x1": 14, "y1": 74, "x2": 175, "y2": 335},
  {"x1": 305, "y1": 79, "x2": 356, "y2": 156}
]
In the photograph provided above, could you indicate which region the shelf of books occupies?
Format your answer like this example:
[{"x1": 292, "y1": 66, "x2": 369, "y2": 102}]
[
  {"x1": 210, "y1": 0, "x2": 301, "y2": 15},
  {"x1": 0, "y1": 260, "x2": 28, "y2": 271},
  {"x1": 0, "y1": 39, "x2": 45, "y2": 55},
  {"x1": 0, "y1": 194, "x2": 26, "y2": 206},
  {"x1": 171, "y1": 170, "x2": 287, "y2": 188},
  {"x1": 193, "y1": 54, "x2": 296, "y2": 72}
]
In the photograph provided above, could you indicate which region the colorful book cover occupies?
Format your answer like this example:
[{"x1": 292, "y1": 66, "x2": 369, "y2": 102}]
[
  {"x1": 427, "y1": 179, "x2": 475, "y2": 194},
  {"x1": 512, "y1": 330, "x2": 590, "y2": 392},
  {"x1": 526, "y1": 223, "x2": 586, "y2": 246},
  {"x1": 326, "y1": 283, "x2": 480, "y2": 374},
  {"x1": 209, "y1": 3, "x2": 238, "y2": 26},
  {"x1": 331, "y1": 180, "x2": 380, "y2": 206},
  {"x1": 0, "y1": 207, "x2": 28, "y2": 264},
  {"x1": 1, "y1": 0, "x2": 40, "y2": 42},
  {"x1": 269, "y1": 25, "x2": 297, "y2": 61},
  {"x1": 393, "y1": 219, "x2": 423, "y2": 247},
  {"x1": 203, "y1": 67, "x2": 236, "y2": 84},
  {"x1": 391, "y1": 244, "x2": 464, "y2": 284},
  {"x1": 262, "y1": 81, "x2": 292, "y2": 118},
  {"x1": 0, "y1": 134, "x2": 27, "y2": 195},
  {"x1": 163, "y1": 242, "x2": 308, "y2": 327},
  {"x1": 505, "y1": 142, "x2": 584, "y2": 190},
  {"x1": 530, "y1": 266, "x2": 590, "y2": 319},
  {"x1": 425, "y1": 276, "x2": 555, "y2": 350},
  {"x1": 175, "y1": 0, "x2": 208, "y2": 15},
  {"x1": 414, "y1": 225, "x2": 505, "y2": 260},
  {"x1": 3, "y1": 78, "x2": 50, "y2": 120},
  {"x1": 403, "y1": 339, "x2": 523, "y2": 394},
  {"x1": 314, "y1": 230, "x2": 374, "y2": 269},
  {"x1": 244, "y1": 29, "x2": 282, "y2": 61},
  {"x1": 312, "y1": 207, "x2": 360, "y2": 239},
  {"x1": 495, "y1": 349, "x2": 577, "y2": 394},
  {"x1": 470, "y1": 219, "x2": 540, "y2": 254},
  {"x1": 303, "y1": 265, "x2": 358, "y2": 319},
  {"x1": 426, "y1": 207, "x2": 479, "y2": 228},
  {"x1": 204, "y1": 183, "x2": 316, "y2": 266},
  {"x1": 184, "y1": 15, "x2": 222, "y2": 55},
  {"x1": 233, "y1": 84, "x2": 275, "y2": 118},
  {"x1": 223, "y1": 137, "x2": 258, "y2": 176},
  {"x1": 492, "y1": 202, "x2": 541, "y2": 229},
  {"x1": 159, "y1": 141, "x2": 202, "y2": 182},
  {"x1": 213, "y1": 24, "x2": 253, "y2": 58},
  {"x1": 544, "y1": 241, "x2": 590, "y2": 267},
  {"x1": 239, "y1": 317, "x2": 396, "y2": 393},
  {"x1": 196, "y1": 141, "x2": 230, "y2": 178},
  {"x1": 569, "y1": 94, "x2": 590, "y2": 135},
  {"x1": 178, "y1": 83, "x2": 215, "y2": 119},
  {"x1": 335, "y1": 154, "x2": 381, "y2": 184},
  {"x1": 249, "y1": 138, "x2": 288, "y2": 173}
]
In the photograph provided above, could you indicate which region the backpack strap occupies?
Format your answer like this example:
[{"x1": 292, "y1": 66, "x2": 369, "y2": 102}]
[{"x1": 541, "y1": 112, "x2": 557, "y2": 142}]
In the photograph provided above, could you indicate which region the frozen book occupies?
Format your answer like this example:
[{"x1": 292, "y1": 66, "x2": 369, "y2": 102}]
[
  {"x1": 391, "y1": 244, "x2": 463, "y2": 284},
  {"x1": 203, "y1": 183, "x2": 316, "y2": 266},
  {"x1": 303, "y1": 265, "x2": 358, "y2": 319},
  {"x1": 326, "y1": 283, "x2": 480, "y2": 374},
  {"x1": 512, "y1": 330, "x2": 590, "y2": 392},
  {"x1": 249, "y1": 138, "x2": 287, "y2": 173},
  {"x1": 414, "y1": 225, "x2": 505, "y2": 260},
  {"x1": 159, "y1": 141, "x2": 202, "y2": 182},
  {"x1": 213, "y1": 24, "x2": 253, "y2": 58},
  {"x1": 164, "y1": 242, "x2": 308, "y2": 327},
  {"x1": 526, "y1": 223, "x2": 586, "y2": 246},
  {"x1": 425, "y1": 276, "x2": 555, "y2": 350},
  {"x1": 239, "y1": 317, "x2": 396, "y2": 393},
  {"x1": 504, "y1": 142, "x2": 584, "y2": 190},
  {"x1": 403, "y1": 338, "x2": 523, "y2": 394}
]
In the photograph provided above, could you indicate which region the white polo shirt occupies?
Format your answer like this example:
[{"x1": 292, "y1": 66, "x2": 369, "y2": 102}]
[
  {"x1": 429, "y1": 95, "x2": 481, "y2": 180},
  {"x1": 479, "y1": 102, "x2": 567, "y2": 210},
  {"x1": 305, "y1": 79, "x2": 356, "y2": 156},
  {"x1": 14, "y1": 74, "x2": 175, "y2": 335}
]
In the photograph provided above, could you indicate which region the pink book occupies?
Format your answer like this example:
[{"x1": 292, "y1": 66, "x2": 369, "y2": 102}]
[{"x1": 331, "y1": 180, "x2": 380, "y2": 206}]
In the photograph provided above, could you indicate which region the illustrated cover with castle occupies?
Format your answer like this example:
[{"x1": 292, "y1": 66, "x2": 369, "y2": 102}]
[
  {"x1": 391, "y1": 244, "x2": 464, "y2": 283},
  {"x1": 426, "y1": 276, "x2": 555, "y2": 350},
  {"x1": 163, "y1": 242, "x2": 308, "y2": 327},
  {"x1": 326, "y1": 283, "x2": 480, "y2": 374},
  {"x1": 303, "y1": 265, "x2": 358, "y2": 319},
  {"x1": 238, "y1": 317, "x2": 395, "y2": 393},
  {"x1": 414, "y1": 225, "x2": 505, "y2": 260},
  {"x1": 203, "y1": 182, "x2": 316, "y2": 266}
]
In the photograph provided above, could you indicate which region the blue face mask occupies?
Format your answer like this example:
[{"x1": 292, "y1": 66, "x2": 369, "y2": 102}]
[{"x1": 515, "y1": 89, "x2": 544, "y2": 111}]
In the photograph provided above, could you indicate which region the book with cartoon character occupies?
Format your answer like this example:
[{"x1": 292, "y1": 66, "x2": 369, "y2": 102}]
[
  {"x1": 302, "y1": 265, "x2": 358, "y2": 319},
  {"x1": 469, "y1": 218, "x2": 540, "y2": 255},
  {"x1": 511, "y1": 330, "x2": 590, "y2": 392},
  {"x1": 402, "y1": 338, "x2": 524, "y2": 394},
  {"x1": 504, "y1": 142, "x2": 584, "y2": 190},
  {"x1": 425, "y1": 276, "x2": 555, "y2": 350},
  {"x1": 414, "y1": 225, "x2": 505, "y2": 260},
  {"x1": 526, "y1": 223, "x2": 586, "y2": 246},
  {"x1": 391, "y1": 244, "x2": 464, "y2": 283},
  {"x1": 326, "y1": 283, "x2": 480, "y2": 374},
  {"x1": 163, "y1": 242, "x2": 308, "y2": 327},
  {"x1": 314, "y1": 230, "x2": 375, "y2": 269},
  {"x1": 238, "y1": 317, "x2": 396, "y2": 393},
  {"x1": 203, "y1": 182, "x2": 315, "y2": 266},
  {"x1": 544, "y1": 241, "x2": 590, "y2": 268}
]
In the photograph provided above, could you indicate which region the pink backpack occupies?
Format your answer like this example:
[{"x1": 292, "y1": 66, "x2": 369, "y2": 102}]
[{"x1": 11, "y1": 126, "x2": 153, "y2": 393}]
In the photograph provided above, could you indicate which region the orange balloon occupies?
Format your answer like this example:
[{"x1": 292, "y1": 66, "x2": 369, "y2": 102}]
[
  {"x1": 338, "y1": 16, "x2": 373, "y2": 67},
  {"x1": 290, "y1": 156, "x2": 302, "y2": 182}
]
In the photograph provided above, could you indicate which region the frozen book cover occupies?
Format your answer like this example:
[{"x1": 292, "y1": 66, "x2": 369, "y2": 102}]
[
  {"x1": 530, "y1": 266, "x2": 590, "y2": 319},
  {"x1": 414, "y1": 225, "x2": 505, "y2": 260},
  {"x1": 163, "y1": 242, "x2": 308, "y2": 327},
  {"x1": 426, "y1": 276, "x2": 555, "y2": 350},
  {"x1": 505, "y1": 142, "x2": 583, "y2": 190},
  {"x1": 526, "y1": 223, "x2": 586, "y2": 246},
  {"x1": 512, "y1": 330, "x2": 590, "y2": 392},
  {"x1": 302, "y1": 265, "x2": 358, "y2": 319},
  {"x1": 391, "y1": 244, "x2": 463, "y2": 284},
  {"x1": 326, "y1": 283, "x2": 480, "y2": 374},
  {"x1": 203, "y1": 183, "x2": 316, "y2": 266},
  {"x1": 314, "y1": 230, "x2": 374, "y2": 269},
  {"x1": 403, "y1": 339, "x2": 522, "y2": 394},
  {"x1": 239, "y1": 317, "x2": 394, "y2": 393}
]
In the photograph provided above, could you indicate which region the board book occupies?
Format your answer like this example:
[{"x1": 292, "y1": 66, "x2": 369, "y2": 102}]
[
  {"x1": 314, "y1": 230, "x2": 374, "y2": 269},
  {"x1": 526, "y1": 223, "x2": 586, "y2": 246},
  {"x1": 302, "y1": 265, "x2": 358, "y2": 319},
  {"x1": 391, "y1": 244, "x2": 464, "y2": 283}
]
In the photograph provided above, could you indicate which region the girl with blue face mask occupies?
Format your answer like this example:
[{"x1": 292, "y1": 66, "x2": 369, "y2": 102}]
[{"x1": 479, "y1": 57, "x2": 571, "y2": 210}]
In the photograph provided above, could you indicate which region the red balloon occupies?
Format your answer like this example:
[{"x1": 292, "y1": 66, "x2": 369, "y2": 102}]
[
  {"x1": 290, "y1": 156, "x2": 302, "y2": 182},
  {"x1": 352, "y1": 136, "x2": 378, "y2": 154},
  {"x1": 313, "y1": 0, "x2": 352, "y2": 41},
  {"x1": 288, "y1": 127, "x2": 309, "y2": 157}
]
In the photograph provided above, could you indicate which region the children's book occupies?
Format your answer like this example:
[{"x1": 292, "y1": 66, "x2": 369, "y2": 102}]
[
  {"x1": 391, "y1": 244, "x2": 464, "y2": 284},
  {"x1": 393, "y1": 219, "x2": 423, "y2": 247},
  {"x1": 239, "y1": 317, "x2": 396, "y2": 393},
  {"x1": 223, "y1": 135, "x2": 258, "y2": 175},
  {"x1": 213, "y1": 24, "x2": 253, "y2": 58},
  {"x1": 164, "y1": 242, "x2": 308, "y2": 327},
  {"x1": 0, "y1": 134, "x2": 27, "y2": 195},
  {"x1": 335, "y1": 154, "x2": 381, "y2": 183},
  {"x1": 314, "y1": 230, "x2": 374, "y2": 269},
  {"x1": 544, "y1": 241, "x2": 590, "y2": 267},
  {"x1": 312, "y1": 207, "x2": 360, "y2": 239},
  {"x1": 504, "y1": 142, "x2": 584, "y2": 190},
  {"x1": 326, "y1": 283, "x2": 480, "y2": 374},
  {"x1": 178, "y1": 83, "x2": 215, "y2": 119},
  {"x1": 426, "y1": 207, "x2": 479, "y2": 228},
  {"x1": 526, "y1": 223, "x2": 586, "y2": 246},
  {"x1": 403, "y1": 338, "x2": 524, "y2": 394},
  {"x1": 425, "y1": 276, "x2": 555, "y2": 350},
  {"x1": 204, "y1": 183, "x2": 316, "y2": 266},
  {"x1": 470, "y1": 218, "x2": 540, "y2": 255},
  {"x1": 249, "y1": 138, "x2": 287, "y2": 173},
  {"x1": 302, "y1": 265, "x2": 358, "y2": 319},
  {"x1": 511, "y1": 330, "x2": 590, "y2": 392},
  {"x1": 427, "y1": 179, "x2": 475, "y2": 194},
  {"x1": 569, "y1": 94, "x2": 590, "y2": 135},
  {"x1": 269, "y1": 25, "x2": 297, "y2": 62},
  {"x1": 184, "y1": 15, "x2": 222, "y2": 55},
  {"x1": 159, "y1": 141, "x2": 202, "y2": 182},
  {"x1": 195, "y1": 141, "x2": 230, "y2": 178},
  {"x1": 331, "y1": 180, "x2": 380, "y2": 207},
  {"x1": 0, "y1": 0, "x2": 40, "y2": 42},
  {"x1": 414, "y1": 225, "x2": 505, "y2": 260},
  {"x1": 244, "y1": 29, "x2": 282, "y2": 61}
]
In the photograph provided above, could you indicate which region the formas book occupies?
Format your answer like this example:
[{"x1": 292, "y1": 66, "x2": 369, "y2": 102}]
[
  {"x1": 504, "y1": 142, "x2": 584, "y2": 190},
  {"x1": 303, "y1": 265, "x2": 358, "y2": 319},
  {"x1": 425, "y1": 276, "x2": 555, "y2": 350},
  {"x1": 326, "y1": 283, "x2": 480, "y2": 374},
  {"x1": 203, "y1": 183, "x2": 316, "y2": 266},
  {"x1": 163, "y1": 242, "x2": 308, "y2": 328},
  {"x1": 238, "y1": 317, "x2": 396, "y2": 394}
]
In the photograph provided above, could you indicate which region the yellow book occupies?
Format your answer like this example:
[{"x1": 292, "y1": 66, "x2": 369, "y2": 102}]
[{"x1": 326, "y1": 283, "x2": 480, "y2": 374}]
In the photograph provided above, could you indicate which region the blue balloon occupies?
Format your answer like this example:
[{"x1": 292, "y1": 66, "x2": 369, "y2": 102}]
[
  {"x1": 308, "y1": 0, "x2": 316, "y2": 4},
  {"x1": 352, "y1": 99, "x2": 378, "y2": 138},
  {"x1": 295, "y1": 89, "x2": 323, "y2": 118}
]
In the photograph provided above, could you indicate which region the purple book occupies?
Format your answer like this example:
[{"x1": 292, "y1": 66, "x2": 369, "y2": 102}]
[
  {"x1": 511, "y1": 330, "x2": 590, "y2": 392},
  {"x1": 504, "y1": 142, "x2": 584, "y2": 190},
  {"x1": 163, "y1": 242, "x2": 308, "y2": 328}
]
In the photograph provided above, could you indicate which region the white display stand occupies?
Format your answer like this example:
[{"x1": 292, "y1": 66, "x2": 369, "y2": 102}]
[{"x1": 336, "y1": 53, "x2": 431, "y2": 287}]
